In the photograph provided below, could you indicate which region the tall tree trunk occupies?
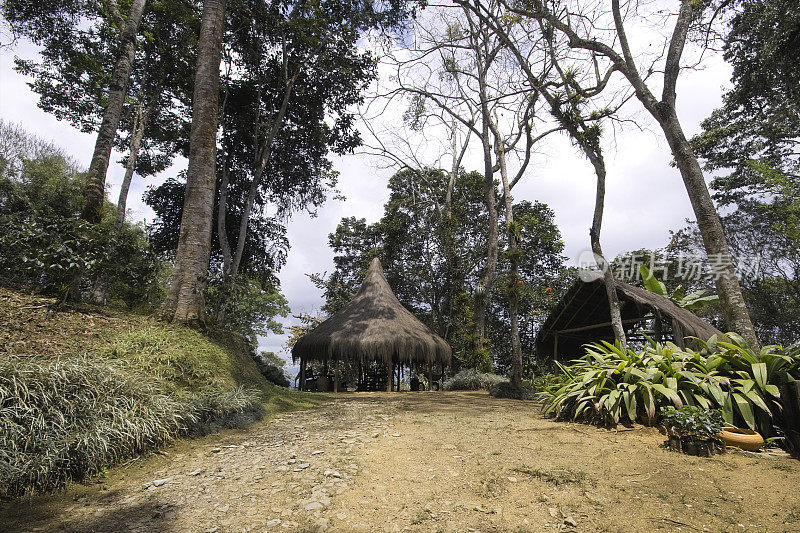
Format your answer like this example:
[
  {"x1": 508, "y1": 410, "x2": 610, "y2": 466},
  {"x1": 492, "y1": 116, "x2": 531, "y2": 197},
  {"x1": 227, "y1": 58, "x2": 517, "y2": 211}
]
[
  {"x1": 462, "y1": 0, "x2": 760, "y2": 349},
  {"x1": 216, "y1": 156, "x2": 232, "y2": 325},
  {"x1": 115, "y1": 100, "x2": 151, "y2": 229},
  {"x1": 473, "y1": 47, "x2": 499, "y2": 359},
  {"x1": 229, "y1": 74, "x2": 297, "y2": 279},
  {"x1": 474, "y1": 132, "x2": 499, "y2": 357},
  {"x1": 82, "y1": 0, "x2": 147, "y2": 223},
  {"x1": 495, "y1": 140, "x2": 524, "y2": 387},
  {"x1": 606, "y1": 0, "x2": 759, "y2": 348},
  {"x1": 586, "y1": 151, "x2": 627, "y2": 349},
  {"x1": 442, "y1": 120, "x2": 470, "y2": 356},
  {"x1": 214, "y1": 73, "x2": 297, "y2": 326},
  {"x1": 541, "y1": 84, "x2": 628, "y2": 348},
  {"x1": 657, "y1": 108, "x2": 759, "y2": 348},
  {"x1": 160, "y1": 0, "x2": 227, "y2": 323}
]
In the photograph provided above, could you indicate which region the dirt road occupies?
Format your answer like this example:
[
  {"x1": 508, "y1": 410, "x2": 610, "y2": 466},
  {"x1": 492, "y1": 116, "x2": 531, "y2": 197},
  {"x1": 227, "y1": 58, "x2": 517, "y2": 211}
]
[{"x1": 3, "y1": 392, "x2": 799, "y2": 532}]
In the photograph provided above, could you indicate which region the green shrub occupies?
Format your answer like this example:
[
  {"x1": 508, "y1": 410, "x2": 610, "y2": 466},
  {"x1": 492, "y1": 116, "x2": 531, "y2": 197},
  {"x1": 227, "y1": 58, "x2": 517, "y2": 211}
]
[
  {"x1": 0, "y1": 356, "x2": 262, "y2": 499},
  {"x1": 489, "y1": 381, "x2": 536, "y2": 399},
  {"x1": 0, "y1": 148, "x2": 164, "y2": 307},
  {"x1": 187, "y1": 388, "x2": 265, "y2": 436},
  {"x1": 258, "y1": 364, "x2": 291, "y2": 388},
  {"x1": 660, "y1": 406, "x2": 725, "y2": 439},
  {"x1": 541, "y1": 334, "x2": 800, "y2": 436},
  {"x1": 252, "y1": 351, "x2": 291, "y2": 388},
  {"x1": 443, "y1": 368, "x2": 506, "y2": 391}
]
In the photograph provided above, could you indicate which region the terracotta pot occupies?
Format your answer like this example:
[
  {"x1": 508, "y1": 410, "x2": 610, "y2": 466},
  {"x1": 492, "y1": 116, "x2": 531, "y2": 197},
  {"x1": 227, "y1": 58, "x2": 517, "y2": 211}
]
[{"x1": 718, "y1": 427, "x2": 764, "y2": 451}]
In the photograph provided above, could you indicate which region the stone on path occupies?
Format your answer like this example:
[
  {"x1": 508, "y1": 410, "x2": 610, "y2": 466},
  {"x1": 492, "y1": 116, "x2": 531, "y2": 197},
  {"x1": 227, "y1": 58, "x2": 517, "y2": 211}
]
[{"x1": 304, "y1": 501, "x2": 325, "y2": 511}]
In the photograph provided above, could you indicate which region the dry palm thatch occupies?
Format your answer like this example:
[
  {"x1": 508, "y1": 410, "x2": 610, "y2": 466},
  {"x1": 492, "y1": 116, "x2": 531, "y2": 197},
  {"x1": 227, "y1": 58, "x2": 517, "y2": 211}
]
[
  {"x1": 536, "y1": 277, "x2": 724, "y2": 361},
  {"x1": 292, "y1": 258, "x2": 451, "y2": 365}
]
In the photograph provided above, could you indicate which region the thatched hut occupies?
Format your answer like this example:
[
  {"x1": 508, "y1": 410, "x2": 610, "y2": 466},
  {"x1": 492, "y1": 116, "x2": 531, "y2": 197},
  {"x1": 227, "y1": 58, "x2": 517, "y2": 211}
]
[
  {"x1": 292, "y1": 257, "x2": 451, "y2": 391},
  {"x1": 536, "y1": 277, "x2": 723, "y2": 362}
]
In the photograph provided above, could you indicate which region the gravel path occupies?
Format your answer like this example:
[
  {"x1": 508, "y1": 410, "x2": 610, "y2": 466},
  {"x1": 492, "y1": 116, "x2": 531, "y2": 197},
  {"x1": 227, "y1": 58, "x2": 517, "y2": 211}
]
[
  {"x1": 3, "y1": 392, "x2": 799, "y2": 532},
  {"x1": 3, "y1": 396, "x2": 395, "y2": 533}
]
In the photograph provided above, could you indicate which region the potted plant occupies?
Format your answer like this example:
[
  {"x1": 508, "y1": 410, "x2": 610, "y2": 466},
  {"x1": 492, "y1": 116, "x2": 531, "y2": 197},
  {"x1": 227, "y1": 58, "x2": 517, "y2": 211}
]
[{"x1": 660, "y1": 406, "x2": 726, "y2": 457}]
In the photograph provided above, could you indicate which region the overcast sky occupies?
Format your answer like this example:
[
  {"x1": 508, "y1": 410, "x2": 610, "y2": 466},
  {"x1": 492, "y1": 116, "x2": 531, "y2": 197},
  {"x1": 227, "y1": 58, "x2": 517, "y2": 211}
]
[{"x1": 0, "y1": 22, "x2": 733, "y2": 375}]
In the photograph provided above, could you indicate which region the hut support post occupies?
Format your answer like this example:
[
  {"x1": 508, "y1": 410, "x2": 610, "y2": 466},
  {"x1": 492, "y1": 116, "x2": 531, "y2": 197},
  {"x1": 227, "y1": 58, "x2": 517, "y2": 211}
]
[
  {"x1": 553, "y1": 333, "x2": 559, "y2": 361},
  {"x1": 334, "y1": 361, "x2": 339, "y2": 393},
  {"x1": 387, "y1": 354, "x2": 393, "y2": 392},
  {"x1": 428, "y1": 364, "x2": 433, "y2": 392},
  {"x1": 299, "y1": 358, "x2": 306, "y2": 391}
]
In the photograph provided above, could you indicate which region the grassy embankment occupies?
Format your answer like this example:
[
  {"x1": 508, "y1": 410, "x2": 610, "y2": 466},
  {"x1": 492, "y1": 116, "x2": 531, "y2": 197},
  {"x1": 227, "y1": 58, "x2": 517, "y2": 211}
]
[{"x1": 0, "y1": 288, "x2": 324, "y2": 499}]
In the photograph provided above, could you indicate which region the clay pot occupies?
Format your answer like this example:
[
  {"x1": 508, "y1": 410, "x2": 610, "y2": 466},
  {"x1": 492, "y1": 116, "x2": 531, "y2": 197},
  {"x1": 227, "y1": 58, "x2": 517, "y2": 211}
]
[{"x1": 718, "y1": 427, "x2": 764, "y2": 451}]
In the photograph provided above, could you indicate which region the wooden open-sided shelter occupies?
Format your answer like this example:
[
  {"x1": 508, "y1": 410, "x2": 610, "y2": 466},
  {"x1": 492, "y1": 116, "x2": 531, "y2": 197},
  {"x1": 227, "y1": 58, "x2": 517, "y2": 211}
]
[
  {"x1": 292, "y1": 257, "x2": 451, "y2": 391},
  {"x1": 536, "y1": 277, "x2": 723, "y2": 362}
]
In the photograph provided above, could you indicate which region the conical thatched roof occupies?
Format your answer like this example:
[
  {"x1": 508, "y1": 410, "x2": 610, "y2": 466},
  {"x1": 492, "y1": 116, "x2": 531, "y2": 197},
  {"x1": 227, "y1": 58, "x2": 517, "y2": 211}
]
[{"x1": 292, "y1": 258, "x2": 452, "y2": 365}]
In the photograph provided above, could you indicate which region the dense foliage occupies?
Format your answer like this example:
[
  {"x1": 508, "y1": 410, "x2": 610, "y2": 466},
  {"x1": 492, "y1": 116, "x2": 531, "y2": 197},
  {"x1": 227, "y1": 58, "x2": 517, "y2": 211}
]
[
  {"x1": 0, "y1": 121, "x2": 163, "y2": 306},
  {"x1": 254, "y1": 352, "x2": 291, "y2": 388},
  {"x1": 660, "y1": 406, "x2": 726, "y2": 440},
  {"x1": 542, "y1": 335, "x2": 800, "y2": 437}
]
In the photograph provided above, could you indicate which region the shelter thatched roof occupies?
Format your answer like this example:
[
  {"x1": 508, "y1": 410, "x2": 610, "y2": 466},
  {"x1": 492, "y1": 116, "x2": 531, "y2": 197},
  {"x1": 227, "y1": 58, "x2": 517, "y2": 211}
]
[
  {"x1": 291, "y1": 258, "x2": 452, "y2": 365},
  {"x1": 536, "y1": 277, "x2": 723, "y2": 360}
]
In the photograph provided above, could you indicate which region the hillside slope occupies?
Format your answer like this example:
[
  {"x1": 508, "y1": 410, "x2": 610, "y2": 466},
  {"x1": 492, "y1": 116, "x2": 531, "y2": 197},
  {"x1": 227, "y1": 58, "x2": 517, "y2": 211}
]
[{"x1": 0, "y1": 288, "x2": 320, "y2": 499}]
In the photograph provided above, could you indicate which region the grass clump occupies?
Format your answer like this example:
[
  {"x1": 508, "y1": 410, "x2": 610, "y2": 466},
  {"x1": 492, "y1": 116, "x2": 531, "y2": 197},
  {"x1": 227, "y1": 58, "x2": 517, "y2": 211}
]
[
  {"x1": 1, "y1": 356, "x2": 184, "y2": 499},
  {"x1": 101, "y1": 325, "x2": 234, "y2": 394},
  {"x1": 443, "y1": 368, "x2": 506, "y2": 391},
  {"x1": 0, "y1": 288, "x2": 325, "y2": 499},
  {"x1": 514, "y1": 466, "x2": 594, "y2": 487},
  {"x1": 0, "y1": 356, "x2": 265, "y2": 499}
]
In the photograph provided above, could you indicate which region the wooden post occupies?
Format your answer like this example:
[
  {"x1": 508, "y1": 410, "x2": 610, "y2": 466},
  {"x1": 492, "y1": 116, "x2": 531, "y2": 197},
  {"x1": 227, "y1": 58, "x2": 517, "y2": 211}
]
[
  {"x1": 299, "y1": 358, "x2": 306, "y2": 391},
  {"x1": 553, "y1": 332, "x2": 559, "y2": 362},
  {"x1": 333, "y1": 360, "x2": 339, "y2": 393},
  {"x1": 387, "y1": 355, "x2": 393, "y2": 392},
  {"x1": 654, "y1": 312, "x2": 663, "y2": 344},
  {"x1": 782, "y1": 381, "x2": 800, "y2": 456},
  {"x1": 428, "y1": 364, "x2": 433, "y2": 392}
]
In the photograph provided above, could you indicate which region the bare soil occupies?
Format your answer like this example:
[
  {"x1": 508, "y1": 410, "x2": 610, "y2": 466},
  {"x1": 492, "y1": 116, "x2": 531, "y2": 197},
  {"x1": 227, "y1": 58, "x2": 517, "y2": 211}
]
[{"x1": 2, "y1": 392, "x2": 799, "y2": 532}]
